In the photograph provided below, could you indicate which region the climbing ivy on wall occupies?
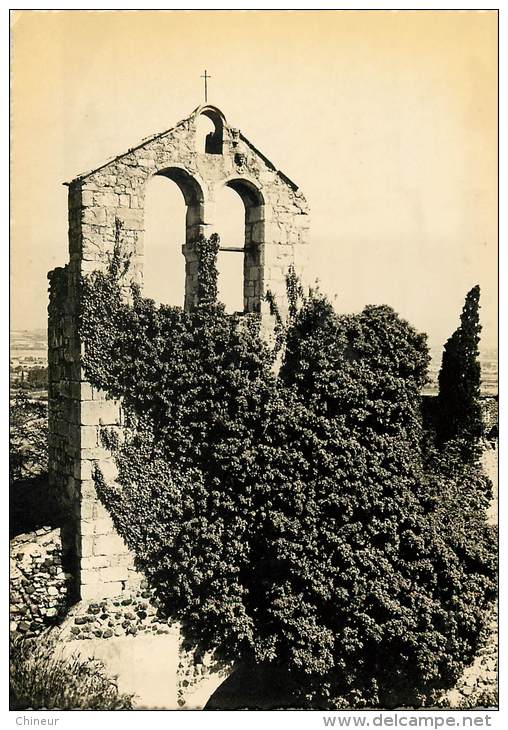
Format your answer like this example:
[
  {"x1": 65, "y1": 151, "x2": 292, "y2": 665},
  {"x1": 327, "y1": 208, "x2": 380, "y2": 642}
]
[
  {"x1": 79, "y1": 235, "x2": 496, "y2": 709},
  {"x1": 194, "y1": 233, "x2": 221, "y2": 305}
]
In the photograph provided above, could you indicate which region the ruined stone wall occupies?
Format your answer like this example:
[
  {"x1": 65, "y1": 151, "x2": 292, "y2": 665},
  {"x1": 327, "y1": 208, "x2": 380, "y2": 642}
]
[
  {"x1": 48, "y1": 104, "x2": 310, "y2": 601},
  {"x1": 57, "y1": 587, "x2": 176, "y2": 641},
  {"x1": 9, "y1": 528, "x2": 171, "y2": 641},
  {"x1": 10, "y1": 527, "x2": 497, "y2": 708},
  {"x1": 47, "y1": 265, "x2": 80, "y2": 594},
  {"x1": 10, "y1": 528, "x2": 72, "y2": 637},
  {"x1": 47, "y1": 266, "x2": 74, "y2": 517},
  {"x1": 48, "y1": 256, "x2": 139, "y2": 601}
]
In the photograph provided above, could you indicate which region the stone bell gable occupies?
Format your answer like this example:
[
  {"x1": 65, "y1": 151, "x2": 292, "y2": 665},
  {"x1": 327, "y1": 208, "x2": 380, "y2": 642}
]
[
  {"x1": 48, "y1": 104, "x2": 310, "y2": 601},
  {"x1": 68, "y1": 104, "x2": 310, "y2": 313}
]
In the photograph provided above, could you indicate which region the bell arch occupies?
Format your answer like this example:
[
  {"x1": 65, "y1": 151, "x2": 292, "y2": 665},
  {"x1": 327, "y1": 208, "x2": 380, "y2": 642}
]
[
  {"x1": 213, "y1": 185, "x2": 245, "y2": 313},
  {"x1": 223, "y1": 178, "x2": 265, "y2": 314},
  {"x1": 143, "y1": 175, "x2": 187, "y2": 306},
  {"x1": 196, "y1": 105, "x2": 225, "y2": 155},
  {"x1": 155, "y1": 166, "x2": 205, "y2": 243},
  {"x1": 152, "y1": 167, "x2": 207, "y2": 311}
]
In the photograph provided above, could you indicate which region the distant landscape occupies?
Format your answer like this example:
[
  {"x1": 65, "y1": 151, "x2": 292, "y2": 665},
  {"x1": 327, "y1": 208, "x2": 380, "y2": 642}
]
[
  {"x1": 11, "y1": 328, "x2": 46, "y2": 360},
  {"x1": 426, "y1": 345, "x2": 498, "y2": 396},
  {"x1": 10, "y1": 329, "x2": 498, "y2": 396},
  {"x1": 10, "y1": 329, "x2": 47, "y2": 391}
]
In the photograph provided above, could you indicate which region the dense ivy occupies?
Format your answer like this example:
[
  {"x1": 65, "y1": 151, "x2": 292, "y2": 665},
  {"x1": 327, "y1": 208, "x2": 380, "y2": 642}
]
[{"x1": 80, "y1": 237, "x2": 496, "y2": 709}]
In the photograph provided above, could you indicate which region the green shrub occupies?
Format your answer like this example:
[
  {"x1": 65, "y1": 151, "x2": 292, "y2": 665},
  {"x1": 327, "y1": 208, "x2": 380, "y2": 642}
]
[
  {"x1": 10, "y1": 633, "x2": 133, "y2": 710},
  {"x1": 80, "y1": 236, "x2": 496, "y2": 709}
]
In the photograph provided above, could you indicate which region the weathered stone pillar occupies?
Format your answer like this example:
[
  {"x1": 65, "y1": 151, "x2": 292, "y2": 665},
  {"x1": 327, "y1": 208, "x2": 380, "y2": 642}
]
[{"x1": 182, "y1": 200, "x2": 209, "y2": 311}]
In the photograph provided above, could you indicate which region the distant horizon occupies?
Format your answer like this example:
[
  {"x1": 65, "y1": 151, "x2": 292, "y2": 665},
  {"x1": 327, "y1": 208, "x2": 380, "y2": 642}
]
[
  {"x1": 11, "y1": 11, "x2": 498, "y2": 356},
  {"x1": 10, "y1": 324, "x2": 498, "y2": 397},
  {"x1": 10, "y1": 323, "x2": 499, "y2": 359}
]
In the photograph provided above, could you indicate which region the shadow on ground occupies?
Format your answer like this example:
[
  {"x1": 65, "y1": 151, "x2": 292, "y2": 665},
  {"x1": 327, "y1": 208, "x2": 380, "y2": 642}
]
[
  {"x1": 204, "y1": 663, "x2": 306, "y2": 710},
  {"x1": 10, "y1": 475, "x2": 60, "y2": 538}
]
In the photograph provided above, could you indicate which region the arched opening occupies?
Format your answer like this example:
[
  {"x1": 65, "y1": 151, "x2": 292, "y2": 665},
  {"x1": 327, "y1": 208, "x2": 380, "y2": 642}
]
[
  {"x1": 211, "y1": 179, "x2": 265, "y2": 314},
  {"x1": 143, "y1": 176, "x2": 186, "y2": 306},
  {"x1": 195, "y1": 109, "x2": 223, "y2": 155},
  {"x1": 143, "y1": 167, "x2": 204, "y2": 308},
  {"x1": 225, "y1": 179, "x2": 265, "y2": 314},
  {"x1": 214, "y1": 186, "x2": 245, "y2": 313}
]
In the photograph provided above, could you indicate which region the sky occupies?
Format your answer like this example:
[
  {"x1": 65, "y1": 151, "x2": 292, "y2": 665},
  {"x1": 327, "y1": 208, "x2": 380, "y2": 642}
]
[{"x1": 10, "y1": 9, "x2": 498, "y2": 355}]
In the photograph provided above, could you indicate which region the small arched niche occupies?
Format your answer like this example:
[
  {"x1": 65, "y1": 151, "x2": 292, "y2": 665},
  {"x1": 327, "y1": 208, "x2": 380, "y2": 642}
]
[{"x1": 195, "y1": 108, "x2": 224, "y2": 155}]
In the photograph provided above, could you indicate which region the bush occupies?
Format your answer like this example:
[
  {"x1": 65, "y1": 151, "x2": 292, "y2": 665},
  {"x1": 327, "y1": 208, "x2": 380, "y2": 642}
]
[
  {"x1": 10, "y1": 633, "x2": 133, "y2": 710},
  {"x1": 268, "y1": 291, "x2": 495, "y2": 707},
  {"x1": 80, "y1": 237, "x2": 496, "y2": 709}
]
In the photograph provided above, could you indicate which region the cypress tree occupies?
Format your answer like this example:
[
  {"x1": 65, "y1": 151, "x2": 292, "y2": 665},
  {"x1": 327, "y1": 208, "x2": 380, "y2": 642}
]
[{"x1": 437, "y1": 285, "x2": 483, "y2": 457}]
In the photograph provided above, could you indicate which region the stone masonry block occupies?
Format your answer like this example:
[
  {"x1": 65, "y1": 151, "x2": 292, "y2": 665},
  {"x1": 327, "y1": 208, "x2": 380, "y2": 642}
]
[
  {"x1": 263, "y1": 223, "x2": 284, "y2": 245},
  {"x1": 66, "y1": 476, "x2": 77, "y2": 500},
  {"x1": 80, "y1": 383, "x2": 94, "y2": 401},
  {"x1": 80, "y1": 479, "x2": 98, "y2": 500},
  {"x1": 93, "y1": 533, "x2": 129, "y2": 557},
  {"x1": 115, "y1": 208, "x2": 143, "y2": 231},
  {"x1": 110, "y1": 552, "x2": 136, "y2": 569},
  {"x1": 80, "y1": 568, "x2": 101, "y2": 585},
  {"x1": 81, "y1": 190, "x2": 94, "y2": 207},
  {"x1": 94, "y1": 192, "x2": 119, "y2": 208},
  {"x1": 82, "y1": 555, "x2": 111, "y2": 570},
  {"x1": 80, "y1": 516, "x2": 114, "y2": 537},
  {"x1": 82, "y1": 207, "x2": 107, "y2": 226},
  {"x1": 80, "y1": 581, "x2": 124, "y2": 601},
  {"x1": 73, "y1": 458, "x2": 93, "y2": 483},
  {"x1": 80, "y1": 446, "x2": 109, "y2": 461},
  {"x1": 98, "y1": 459, "x2": 119, "y2": 482},
  {"x1": 70, "y1": 381, "x2": 82, "y2": 399},
  {"x1": 98, "y1": 565, "x2": 130, "y2": 583},
  {"x1": 79, "y1": 499, "x2": 95, "y2": 520},
  {"x1": 246, "y1": 206, "x2": 265, "y2": 224},
  {"x1": 81, "y1": 400, "x2": 120, "y2": 426},
  {"x1": 93, "y1": 517, "x2": 116, "y2": 536},
  {"x1": 93, "y1": 501, "x2": 112, "y2": 520},
  {"x1": 78, "y1": 535, "x2": 95, "y2": 559}
]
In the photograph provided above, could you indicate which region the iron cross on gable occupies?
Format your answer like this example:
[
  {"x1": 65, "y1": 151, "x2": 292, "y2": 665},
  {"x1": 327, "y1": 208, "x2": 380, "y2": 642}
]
[{"x1": 201, "y1": 70, "x2": 211, "y2": 103}]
